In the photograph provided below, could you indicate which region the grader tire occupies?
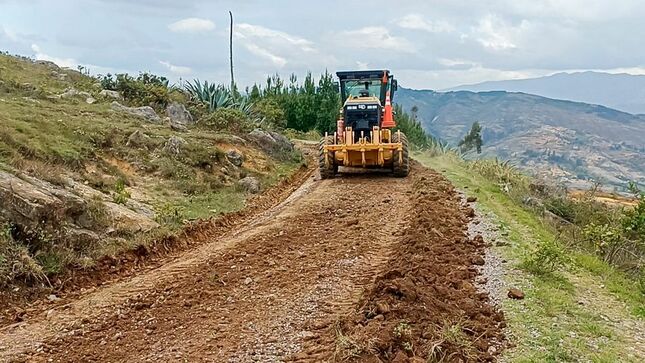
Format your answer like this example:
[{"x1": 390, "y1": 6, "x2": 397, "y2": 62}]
[
  {"x1": 392, "y1": 132, "x2": 410, "y2": 177},
  {"x1": 318, "y1": 136, "x2": 337, "y2": 179}
]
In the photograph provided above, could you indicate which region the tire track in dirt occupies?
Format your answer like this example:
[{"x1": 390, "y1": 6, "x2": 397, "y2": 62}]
[
  {"x1": 0, "y1": 164, "x2": 318, "y2": 361},
  {"x1": 1, "y1": 161, "x2": 505, "y2": 363}
]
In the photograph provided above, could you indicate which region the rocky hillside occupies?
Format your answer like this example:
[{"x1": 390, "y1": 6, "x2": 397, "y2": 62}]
[
  {"x1": 0, "y1": 54, "x2": 303, "y2": 287},
  {"x1": 443, "y1": 71, "x2": 645, "y2": 115},
  {"x1": 396, "y1": 88, "x2": 645, "y2": 190}
]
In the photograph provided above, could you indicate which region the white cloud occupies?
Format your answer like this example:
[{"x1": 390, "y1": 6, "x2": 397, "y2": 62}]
[
  {"x1": 438, "y1": 58, "x2": 480, "y2": 68},
  {"x1": 159, "y1": 60, "x2": 192, "y2": 75},
  {"x1": 473, "y1": 14, "x2": 529, "y2": 51},
  {"x1": 395, "y1": 14, "x2": 454, "y2": 33},
  {"x1": 398, "y1": 66, "x2": 546, "y2": 90},
  {"x1": 168, "y1": 18, "x2": 215, "y2": 33},
  {"x1": 233, "y1": 23, "x2": 333, "y2": 69},
  {"x1": 243, "y1": 44, "x2": 287, "y2": 67},
  {"x1": 337, "y1": 27, "x2": 416, "y2": 53},
  {"x1": 31, "y1": 44, "x2": 77, "y2": 68},
  {"x1": 356, "y1": 61, "x2": 369, "y2": 70},
  {"x1": 236, "y1": 23, "x2": 314, "y2": 52}
]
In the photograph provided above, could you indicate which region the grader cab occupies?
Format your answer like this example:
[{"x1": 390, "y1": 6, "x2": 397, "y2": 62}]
[{"x1": 319, "y1": 70, "x2": 409, "y2": 178}]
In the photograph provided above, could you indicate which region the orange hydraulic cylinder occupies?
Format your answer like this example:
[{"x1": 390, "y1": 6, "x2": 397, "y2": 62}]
[{"x1": 336, "y1": 118, "x2": 345, "y2": 142}]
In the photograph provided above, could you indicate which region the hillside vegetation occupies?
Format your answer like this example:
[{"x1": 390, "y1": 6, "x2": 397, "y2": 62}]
[
  {"x1": 416, "y1": 151, "x2": 644, "y2": 361},
  {"x1": 0, "y1": 53, "x2": 306, "y2": 289},
  {"x1": 397, "y1": 88, "x2": 645, "y2": 191}
]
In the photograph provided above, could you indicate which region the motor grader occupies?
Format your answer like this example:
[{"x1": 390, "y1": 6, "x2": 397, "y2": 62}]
[{"x1": 319, "y1": 70, "x2": 409, "y2": 179}]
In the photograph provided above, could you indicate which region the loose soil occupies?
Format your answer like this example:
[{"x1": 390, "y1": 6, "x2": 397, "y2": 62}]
[{"x1": 0, "y1": 161, "x2": 504, "y2": 362}]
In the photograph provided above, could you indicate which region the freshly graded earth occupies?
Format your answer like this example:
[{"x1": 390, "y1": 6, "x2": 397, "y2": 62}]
[{"x1": 0, "y1": 162, "x2": 504, "y2": 362}]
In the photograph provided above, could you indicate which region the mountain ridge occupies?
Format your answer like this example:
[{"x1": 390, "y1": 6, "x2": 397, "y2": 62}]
[
  {"x1": 440, "y1": 71, "x2": 645, "y2": 115},
  {"x1": 396, "y1": 87, "x2": 645, "y2": 190}
]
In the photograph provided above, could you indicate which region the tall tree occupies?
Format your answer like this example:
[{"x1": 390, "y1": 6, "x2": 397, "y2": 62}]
[
  {"x1": 458, "y1": 121, "x2": 483, "y2": 154},
  {"x1": 229, "y1": 11, "x2": 235, "y2": 90}
]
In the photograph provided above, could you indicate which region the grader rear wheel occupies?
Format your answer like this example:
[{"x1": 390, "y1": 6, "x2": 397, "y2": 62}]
[
  {"x1": 318, "y1": 136, "x2": 337, "y2": 179},
  {"x1": 392, "y1": 132, "x2": 410, "y2": 177}
]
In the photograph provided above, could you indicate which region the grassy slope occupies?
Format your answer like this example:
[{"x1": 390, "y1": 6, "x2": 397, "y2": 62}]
[
  {"x1": 415, "y1": 153, "x2": 644, "y2": 363},
  {"x1": 0, "y1": 54, "x2": 304, "y2": 279}
]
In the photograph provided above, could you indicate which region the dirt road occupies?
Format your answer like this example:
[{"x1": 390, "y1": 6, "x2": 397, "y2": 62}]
[{"x1": 0, "y1": 162, "x2": 504, "y2": 362}]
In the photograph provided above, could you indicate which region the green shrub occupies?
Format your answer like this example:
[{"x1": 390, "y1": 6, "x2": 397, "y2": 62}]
[
  {"x1": 113, "y1": 178, "x2": 131, "y2": 205},
  {"x1": 583, "y1": 223, "x2": 625, "y2": 260},
  {"x1": 202, "y1": 108, "x2": 254, "y2": 133},
  {"x1": 521, "y1": 239, "x2": 571, "y2": 275},
  {"x1": 98, "y1": 72, "x2": 172, "y2": 109},
  {"x1": 623, "y1": 182, "x2": 645, "y2": 243},
  {"x1": 155, "y1": 204, "x2": 186, "y2": 226},
  {"x1": 253, "y1": 98, "x2": 286, "y2": 128}
]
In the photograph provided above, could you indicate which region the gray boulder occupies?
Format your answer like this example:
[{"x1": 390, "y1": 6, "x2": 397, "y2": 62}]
[
  {"x1": 111, "y1": 101, "x2": 161, "y2": 123},
  {"x1": 57, "y1": 87, "x2": 95, "y2": 104},
  {"x1": 166, "y1": 102, "x2": 194, "y2": 125},
  {"x1": 226, "y1": 149, "x2": 244, "y2": 167},
  {"x1": 163, "y1": 136, "x2": 186, "y2": 155},
  {"x1": 0, "y1": 170, "x2": 85, "y2": 229},
  {"x1": 126, "y1": 130, "x2": 152, "y2": 149},
  {"x1": 36, "y1": 60, "x2": 60, "y2": 70},
  {"x1": 99, "y1": 89, "x2": 123, "y2": 100},
  {"x1": 238, "y1": 176, "x2": 260, "y2": 194},
  {"x1": 168, "y1": 117, "x2": 188, "y2": 133},
  {"x1": 247, "y1": 129, "x2": 294, "y2": 154}
]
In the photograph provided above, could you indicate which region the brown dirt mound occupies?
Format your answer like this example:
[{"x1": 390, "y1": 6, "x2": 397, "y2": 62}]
[{"x1": 307, "y1": 163, "x2": 505, "y2": 362}]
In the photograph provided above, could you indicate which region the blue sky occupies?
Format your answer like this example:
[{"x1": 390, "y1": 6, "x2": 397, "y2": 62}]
[{"x1": 1, "y1": 0, "x2": 644, "y2": 89}]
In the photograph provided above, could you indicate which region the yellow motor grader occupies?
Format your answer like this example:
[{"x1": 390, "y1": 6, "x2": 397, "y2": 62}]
[{"x1": 319, "y1": 70, "x2": 409, "y2": 179}]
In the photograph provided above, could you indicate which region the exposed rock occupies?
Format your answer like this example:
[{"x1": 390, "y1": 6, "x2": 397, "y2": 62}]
[
  {"x1": 126, "y1": 130, "x2": 152, "y2": 149},
  {"x1": 507, "y1": 288, "x2": 525, "y2": 300},
  {"x1": 35, "y1": 60, "x2": 60, "y2": 70},
  {"x1": 103, "y1": 201, "x2": 159, "y2": 234},
  {"x1": 99, "y1": 90, "x2": 123, "y2": 100},
  {"x1": 51, "y1": 71, "x2": 68, "y2": 81},
  {"x1": 0, "y1": 168, "x2": 158, "y2": 244},
  {"x1": 111, "y1": 101, "x2": 161, "y2": 123},
  {"x1": 166, "y1": 102, "x2": 194, "y2": 125},
  {"x1": 0, "y1": 170, "x2": 86, "y2": 230},
  {"x1": 226, "y1": 149, "x2": 244, "y2": 167},
  {"x1": 472, "y1": 256, "x2": 486, "y2": 265},
  {"x1": 238, "y1": 176, "x2": 260, "y2": 194},
  {"x1": 67, "y1": 179, "x2": 157, "y2": 222},
  {"x1": 162, "y1": 136, "x2": 186, "y2": 155},
  {"x1": 86, "y1": 97, "x2": 96, "y2": 104},
  {"x1": 247, "y1": 129, "x2": 294, "y2": 154},
  {"x1": 215, "y1": 134, "x2": 247, "y2": 145},
  {"x1": 58, "y1": 87, "x2": 92, "y2": 99},
  {"x1": 168, "y1": 117, "x2": 188, "y2": 133}
]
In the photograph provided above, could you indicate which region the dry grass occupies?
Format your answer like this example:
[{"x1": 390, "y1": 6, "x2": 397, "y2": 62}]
[
  {"x1": 333, "y1": 325, "x2": 378, "y2": 361},
  {"x1": 0, "y1": 224, "x2": 48, "y2": 287}
]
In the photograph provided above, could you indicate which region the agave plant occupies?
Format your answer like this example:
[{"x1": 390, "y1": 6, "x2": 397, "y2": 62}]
[{"x1": 184, "y1": 79, "x2": 234, "y2": 112}]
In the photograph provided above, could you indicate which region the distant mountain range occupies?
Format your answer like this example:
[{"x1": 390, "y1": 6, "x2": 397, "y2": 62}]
[
  {"x1": 442, "y1": 71, "x2": 645, "y2": 115},
  {"x1": 396, "y1": 88, "x2": 645, "y2": 190}
]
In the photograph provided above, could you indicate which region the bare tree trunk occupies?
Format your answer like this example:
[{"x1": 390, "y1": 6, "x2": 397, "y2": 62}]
[{"x1": 229, "y1": 10, "x2": 235, "y2": 91}]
